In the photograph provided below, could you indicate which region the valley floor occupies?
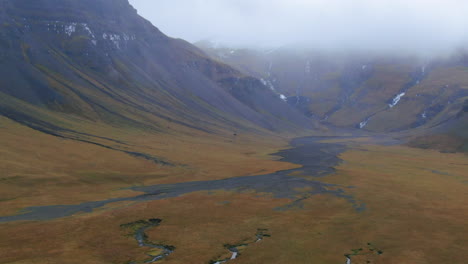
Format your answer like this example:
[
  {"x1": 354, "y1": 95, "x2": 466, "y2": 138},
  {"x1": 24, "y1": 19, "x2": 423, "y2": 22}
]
[{"x1": 0, "y1": 122, "x2": 467, "y2": 264}]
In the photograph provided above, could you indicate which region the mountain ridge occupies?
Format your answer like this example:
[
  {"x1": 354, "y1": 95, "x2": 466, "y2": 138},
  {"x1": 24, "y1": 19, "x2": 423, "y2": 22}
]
[
  {"x1": 0, "y1": 0, "x2": 317, "y2": 164},
  {"x1": 197, "y1": 42, "x2": 468, "y2": 151}
]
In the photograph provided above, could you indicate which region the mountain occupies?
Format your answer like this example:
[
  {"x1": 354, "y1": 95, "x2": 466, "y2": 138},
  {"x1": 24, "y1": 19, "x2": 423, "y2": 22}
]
[
  {"x1": 197, "y1": 42, "x2": 468, "y2": 151},
  {"x1": 0, "y1": 0, "x2": 315, "y2": 162},
  {"x1": 407, "y1": 99, "x2": 468, "y2": 152},
  {"x1": 1, "y1": 3, "x2": 467, "y2": 264}
]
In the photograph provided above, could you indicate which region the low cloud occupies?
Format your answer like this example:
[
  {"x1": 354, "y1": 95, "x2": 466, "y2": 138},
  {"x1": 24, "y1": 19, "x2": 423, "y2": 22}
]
[{"x1": 130, "y1": 0, "x2": 468, "y2": 56}]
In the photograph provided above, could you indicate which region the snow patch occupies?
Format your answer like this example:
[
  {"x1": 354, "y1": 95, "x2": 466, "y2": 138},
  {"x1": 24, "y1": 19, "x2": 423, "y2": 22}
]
[
  {"x1": 422, "y1": 111, "x2": 427, "y2": 119},
  {"x1": 82, "y1": 24, "x2": 95, "y2": 39},
  {"x1": 389, "y1": 92, "x2": 406, "y2": 108},
  {"x1": 45, "y1": 22, "x2": 99, "y2": 44},
  {"x1": 261, "y1": 78, "x2": 277, "y2": 92},
  {"x1": 109, "y1": 34, "x2": 121, "y2": 41},
  {"x1": 102, "y1": 33, "x2": 127, "y2": 49},
  {"x1": 261, "y1": 77, "x2": 287, "y2": 102},
  {"x1": 64, "y1": 23, "x2": 77, "y2": 36},
  {"x1": 362, "y1": 65, "x2": 367, "y2": 70}
]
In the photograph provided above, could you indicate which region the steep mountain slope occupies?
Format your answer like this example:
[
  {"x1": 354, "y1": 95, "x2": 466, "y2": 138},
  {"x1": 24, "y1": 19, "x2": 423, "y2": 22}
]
[
  {"x1": 198, "y1": 43, "x2": 468, "y2": 136},
  {"x1": 0, "y1": 3, "x2": 321, "y2": 258},
  {"x1": 407, "y1": 99, "x2": 468, "y2": 152},
  {"x1": 1, "y1": 3, "x2": 467, "y2": 264},
  {"x1": 0, "y1": 0, "x2": 314, "y2": 161}
]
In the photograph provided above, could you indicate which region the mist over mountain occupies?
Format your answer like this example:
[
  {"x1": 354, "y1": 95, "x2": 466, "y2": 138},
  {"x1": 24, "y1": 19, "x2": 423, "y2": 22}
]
[
  {"x1": 130, "y1": 0, "x2": 468, "y2": 57},
  {"x1": 0, "y1": 0, "x2": 317, "y2": 165},
  {"x1": 1, "y1": 1, "x2": 468, "y2": 264},
  {"x1": 197, "y1": 40, "x2": 468, "y2": 151}
]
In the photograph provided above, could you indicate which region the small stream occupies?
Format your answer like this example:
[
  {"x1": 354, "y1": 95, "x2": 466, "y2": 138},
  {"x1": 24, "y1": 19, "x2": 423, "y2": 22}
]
[
  {"x1": 122, "y1": 219, "x2": 174, "y2": 264},
  {"x1": 0, "y1": 136, "x2": 393, "y2": 263},
  {"x1": 213, "y1": 249, "x2": 238, "y2": 264},
  {"x1": 0, "y1": 136, "x2": 369, "y2": 223},
  {"x1": 211, "y1": 229, "x2": 270, "y2": 264},
  {"x1": 135, "y1": 226, "x2": 173, "y2": 263}
]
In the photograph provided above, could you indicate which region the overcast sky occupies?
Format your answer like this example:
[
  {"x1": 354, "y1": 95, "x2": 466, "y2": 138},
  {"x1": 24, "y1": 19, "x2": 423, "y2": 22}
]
[{"x1": 129, "y1": 0, "x2": 468, "y2": 56}]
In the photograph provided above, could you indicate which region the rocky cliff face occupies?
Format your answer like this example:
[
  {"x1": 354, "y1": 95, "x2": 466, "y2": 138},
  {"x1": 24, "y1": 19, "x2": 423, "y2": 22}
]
[{"x1": 0, "y1": 0, "x2": 314, "y2": 145}]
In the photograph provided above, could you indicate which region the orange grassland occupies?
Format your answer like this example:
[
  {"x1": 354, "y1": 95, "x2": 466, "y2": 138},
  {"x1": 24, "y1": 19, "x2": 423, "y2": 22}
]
[{"x1": 0, "y1": 121, "x2": 467, "y2": 264}]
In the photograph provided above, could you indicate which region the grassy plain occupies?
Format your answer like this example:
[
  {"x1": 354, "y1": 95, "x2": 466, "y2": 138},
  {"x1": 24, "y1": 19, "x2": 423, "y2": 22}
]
[{"x1": 0, "y1": 122, "x2": 467, "y2": 264}]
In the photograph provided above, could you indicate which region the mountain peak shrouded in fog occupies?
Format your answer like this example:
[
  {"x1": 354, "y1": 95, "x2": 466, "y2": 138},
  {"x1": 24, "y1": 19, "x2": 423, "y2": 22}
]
[{"x1": 130, "y1": 0, "x2": 468, "y2": 57}]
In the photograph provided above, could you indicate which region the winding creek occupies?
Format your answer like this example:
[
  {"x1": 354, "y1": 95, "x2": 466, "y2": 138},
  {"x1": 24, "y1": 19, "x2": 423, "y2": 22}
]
[
  {"x1": 0, "y1": 137, "x2": 367, "y2": 224},
  {"x1": 120, "y1": 221, "x2": 271, "y2": 263},
  {"x1": 0, "y1": 136, "x2": 381, "y2": 263},
  {"x1": 0, "y1": 136, "x2": 367, "y2": 223},
  {"x1": 0, "y1": 137, "x2": 366, "y2": 223},
  {"x1": 120, "y1": 219, "x2": 174, "y2": 263},
  {"x1": 211, "y1": 229, "x2": 271, "y2": 264}
]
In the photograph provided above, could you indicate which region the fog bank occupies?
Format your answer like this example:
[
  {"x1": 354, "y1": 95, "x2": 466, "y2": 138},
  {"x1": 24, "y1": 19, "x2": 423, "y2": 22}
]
[{"x1": 130, "y1": 0, "x2": 468, "y2": 56}]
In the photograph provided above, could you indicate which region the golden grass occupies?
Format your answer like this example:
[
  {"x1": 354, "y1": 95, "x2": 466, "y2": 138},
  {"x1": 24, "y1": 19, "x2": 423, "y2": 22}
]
[
  {"x1": 0, "y1": 115, "x2": 295, "y2": 214},
  {"x1": 321, "y1": 144, "x2": 468, "y2": 264},
  {"x1": 0, "y1": 129, "x2": 467, "y2": 263}
]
